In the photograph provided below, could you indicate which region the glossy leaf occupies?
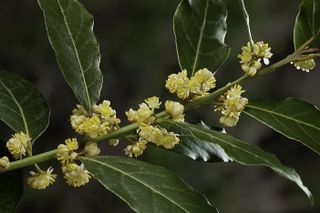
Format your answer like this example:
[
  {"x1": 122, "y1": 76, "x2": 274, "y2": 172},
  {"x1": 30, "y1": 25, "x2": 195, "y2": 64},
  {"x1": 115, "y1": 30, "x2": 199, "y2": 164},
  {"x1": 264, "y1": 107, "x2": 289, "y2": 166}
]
[
  {"x1": 0, "y1": 71, "x2": 49, "y2": 142},
  {"x1": 161, "y1": 121, "x2": 313, "y2": 204},
  {"x1": 174, "y1": 0, "x2": 230, "y2": 76},
  {"x1": 294, "y1": 0, "x2": 320, "y2": 49},
  {"x1": 0, "y1": 143, "x2": 23, "y2": 213},
  {"x1": 38, "y1": 0, "x2": 103, "y2": 112},
  {"x1": 82, "y1": 156, "x2": 218, "y2": 213},
  {"x1": 167, "y1": 121, "x2": 225, "y2": 162},
  {"x1": 245, "y1": 98, "x2": 320, "y2": 155}
]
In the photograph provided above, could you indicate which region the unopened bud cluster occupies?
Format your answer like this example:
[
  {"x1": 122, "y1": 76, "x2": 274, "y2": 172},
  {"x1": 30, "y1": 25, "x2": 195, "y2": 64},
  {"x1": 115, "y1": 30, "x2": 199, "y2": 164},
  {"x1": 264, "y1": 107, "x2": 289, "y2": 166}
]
[
  {"x1": 292, "y1": 58, "x2": 316, "y2": 72},
  {"x1": 238, "y1": 41, "x2": 273, "y2": 76},
  {"x1": 125, "y1": 96, "x2": 183, "y2": 157}
]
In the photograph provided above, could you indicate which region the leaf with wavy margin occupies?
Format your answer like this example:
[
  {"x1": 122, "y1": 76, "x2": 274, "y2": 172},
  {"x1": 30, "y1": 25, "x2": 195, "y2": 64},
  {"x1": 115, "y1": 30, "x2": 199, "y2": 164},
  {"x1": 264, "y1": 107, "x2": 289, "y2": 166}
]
[
  {"x1": 38, "y1": 0, "x2": 103, "y2": 112},
  {"x1": 82, "y1": 156, "x2": 218, "y2": 213},
  {"x1": 174, "y1": 0, "x2": 230, "y2": 76},
  {"x1": 160, "y1": 121, "x2": 313, "y2": 204}
]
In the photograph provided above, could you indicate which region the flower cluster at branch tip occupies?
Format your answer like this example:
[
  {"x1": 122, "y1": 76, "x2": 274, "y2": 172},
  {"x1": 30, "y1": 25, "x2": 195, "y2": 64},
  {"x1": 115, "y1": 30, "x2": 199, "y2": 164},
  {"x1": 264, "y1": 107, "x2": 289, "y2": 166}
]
[
  {"x1": 6, "y1": 131, "x2": 30, "y2": 159},
  {"x1": 0, "y1": 156, "x2": 10, "y2": 170},
  {"x1": 215, "y1": 84, "x2": 248, "y2": 127},
  {"x1": 238, "y1": 41, "x2": 273, "y2": 76},
  {"x1": 292, "y1": 58, "x2": 316, "y2": 72},
  {"x1": 27, "y1": 167, "x2": 57, "y2": 190},
  {"x1": 56, "y1": 138, "x2": 93, "y2": 187},
  {"x1": 166, "y1": 68, "x2": 216, "y2": 100},
  {"x1": 70, "y1": 100, "x2": 121, "y2": 138},
  {"x1": 125, "y1": 96, "x2": 183, "y2": 157}
]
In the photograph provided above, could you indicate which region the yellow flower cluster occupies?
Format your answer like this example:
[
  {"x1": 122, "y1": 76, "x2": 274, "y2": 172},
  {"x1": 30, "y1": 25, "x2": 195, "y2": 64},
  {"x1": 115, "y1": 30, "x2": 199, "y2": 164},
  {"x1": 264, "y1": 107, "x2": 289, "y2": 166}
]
[
  {"x1": 292, "y1": 58, "x2": 316, "y2": 72},
  {"x1": 0, "y1": 156, "x2": 10, "y2": 170},
  {"x1": 27, "y1": 167, "x2": 57, "y2": 190},
  {"x1": 6, "y1": 132, "x2": 30, "y2": 159},
  {"x1": 70, "y1": 100, "x2": 121, "y2": 138},
  {"x1": 126, "y1": 96, "x2": 160, "y2": 124},
  {"x1": 215, "y1": 85, "x2": 248, "y2": 127},
  {"x1": 124, "y1": 140, "x2": 148, "y2": 158},
  {"x1": 62, "y1": 163, "x2": 91, "y2": 187},
  {"x1": 57, "y1": 138, "x2": 79, "y2": 165},
  {"x1": 56, "y1": 138, "x2": 93, "y2": 187},
  {"x1": 125, "y1": 97, "x2": 183, "y2": 157},
  {"x1": 165, "y1": 68, "x2": 216, "y2": 100},
  {"x1": 138, "y1": 124, "x2": 180, "y2": 149},
  {"x1": 238, "y1": 41, "x2": 273, "y2": 76}
]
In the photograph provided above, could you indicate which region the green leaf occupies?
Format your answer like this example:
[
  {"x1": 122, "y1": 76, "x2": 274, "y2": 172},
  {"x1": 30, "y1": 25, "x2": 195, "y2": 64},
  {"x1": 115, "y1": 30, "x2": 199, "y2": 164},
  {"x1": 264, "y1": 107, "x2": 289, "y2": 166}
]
[
  {"x1": 82, "y1": 156, "x2": 218, "y2": 213},
  {"x1": 0, "y1": 143, "x2": 23, "y2": 213},
  {"x1": 160, "y1": 121, "x2": 313, "y2": 204},
  {"x1": 293, "y1": 0, "x2": 320, "y2": 49},
  {"x1": 245, "y1": 98, "x2": 320, "y2": 155},
  {"x1": 174, "y1": 0, "x2": 230, "y2": 76},
  {"x1": 169, "y1": 121, "x2": 224, "y2": 162},
  {"x1": 37, "y1": 0, "x2": 103, "y2": 112},
  {"x1": 0, "y1": 71, "x2": 49, "y2": 142}
]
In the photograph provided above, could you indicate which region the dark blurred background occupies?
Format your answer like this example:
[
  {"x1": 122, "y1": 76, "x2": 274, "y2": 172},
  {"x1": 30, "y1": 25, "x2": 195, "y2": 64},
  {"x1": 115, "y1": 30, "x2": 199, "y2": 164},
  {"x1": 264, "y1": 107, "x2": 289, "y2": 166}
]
[{"x1": 1, "y1": 0, "x2": 320, "y2": 212}]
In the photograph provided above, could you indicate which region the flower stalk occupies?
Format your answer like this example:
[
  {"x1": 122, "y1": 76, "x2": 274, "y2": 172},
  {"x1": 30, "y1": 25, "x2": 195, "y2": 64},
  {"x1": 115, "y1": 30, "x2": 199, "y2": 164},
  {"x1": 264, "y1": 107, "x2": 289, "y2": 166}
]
[{"x1": 0, "y1": 44, "x2": 316, "y2": 174}]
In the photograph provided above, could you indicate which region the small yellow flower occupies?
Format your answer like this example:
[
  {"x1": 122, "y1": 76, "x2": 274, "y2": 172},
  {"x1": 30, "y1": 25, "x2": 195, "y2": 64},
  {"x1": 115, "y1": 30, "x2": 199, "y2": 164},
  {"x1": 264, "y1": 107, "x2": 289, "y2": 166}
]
[
  {"x1": 62, "y1": 163, "x2": 91, "y2": 187},
  {"x1": 292, "y1": 58, "x2": 316, "y2": 72},
  {"x1": 124, "y1": 140, "x2": 148, "y2": 158},
  {"x1": 70, "y1": 101, "x2": 121, "y2": 138},
  {"x1": 57, "y1": 138, "x2": 79, "y2": 164},
  {"x1": 253, "y1": 41, "x2": 273, "y2": 65},
  {"x1": 27, "y1": 167, "x2": 57, "y2": 190},
  {"x1": 84, "y1": 142, "x2": 100, "y2": 156},
  {"x1": 165, "y1": 100, "x2": 185, "y2": 122},
  {"x1": 215, "y1": 85, "x2": 248, "y2": 127},
  {"x1": 92, "y1": 100, "x2": 117, "y2": 120},
  {"x1": 65, "y1": 138, "x2": 79, "y2": 151},
  {"x1": 145, "y1": 96, "x2": 161, "y2": 110},
  {"x1": 166, "y1": 70, "x2": 190, "y2": 100},
  {"x1": 136, "y1": 103, "x2": 155, "y2": 124},
  {"x1": 238, "y1": 41, "x2": 273, "y2": 76},
  {"x1": 138, "y1": 124, "x2": 162, "y2": 143},
  {"x1": 6, "y1": 132, "x2": 30, "y2": 159},
  {"x1": 126, "y1": 108, "x2": 138, "y2": 122},
  {"x1": 159, "y1": 131, "x2": 180, "y2": 149},
  {"x1": 0, "y1": 156, "x2": 10, "y2": 170},
  {"x1": 219, "y1": 116, "x2": 239, "y2": 128},
  {"x1": 176, "y1": 83, "x2": 190, "y2": 100},
  {"x1": 108, "y1": 138, "x2": 120, "y2": 146},
  {"x1": 241, "y1": 60, "x2": 262, "y2": 77},
  {"x1": 191, "y1": 68, "x2": 216, "y2": 95},
  {"x1": 165, "y1": 69, "x2": 188, "y2": 94}
]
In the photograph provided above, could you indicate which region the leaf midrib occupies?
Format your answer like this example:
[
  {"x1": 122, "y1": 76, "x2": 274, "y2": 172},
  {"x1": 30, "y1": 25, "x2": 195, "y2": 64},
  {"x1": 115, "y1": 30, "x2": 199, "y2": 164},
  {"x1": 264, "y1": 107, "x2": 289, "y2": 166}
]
[
  {"x1": 191, "y1": 0, "x2": 209, "y2": 76},
  {"x1": 0, "y1": 79, "x2": 29, "y2": 136},
  {"x1": 83, "y1": 157, "x2": 191, "y2": 213},
  {"x1": 246, "y1": 104, "x2": 320, "y2": 131},
  {"x1": 187, "y1": 125, "x2": 281, "y2": 169},
  {"x1": 57, "y1": 0, "x2": 91, "y2": 109}
]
